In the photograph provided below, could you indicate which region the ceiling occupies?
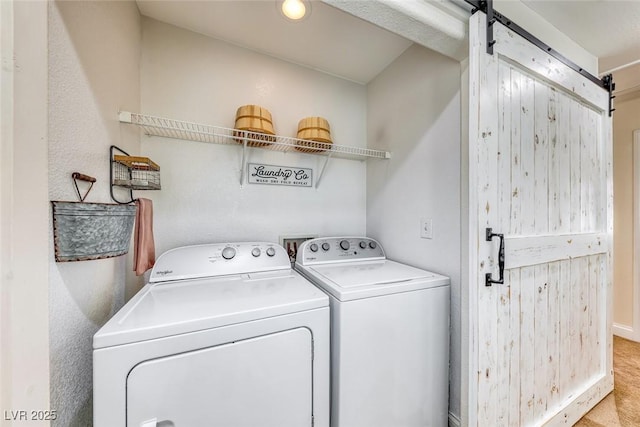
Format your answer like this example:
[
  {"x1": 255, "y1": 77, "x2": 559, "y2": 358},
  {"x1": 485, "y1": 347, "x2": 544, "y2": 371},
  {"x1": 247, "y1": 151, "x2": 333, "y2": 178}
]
[
  {"x1": 522, "y1": 0, "x2": 640, "y2": 74},
  {"x1": 137, "y1": 0, "x2": 640, "y2": 92},
  {"x1": 136, "y1": 0, "x2": 415, "y2": 84}
]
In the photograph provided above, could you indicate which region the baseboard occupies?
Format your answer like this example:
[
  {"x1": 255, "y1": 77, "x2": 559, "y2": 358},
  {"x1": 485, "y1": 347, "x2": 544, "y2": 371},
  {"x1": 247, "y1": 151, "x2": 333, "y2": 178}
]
[
  {"x1": 449, "y1": 412, "x2": 461, "y2": 427},
  {"x1": 613, "y1": 323, "x2": 640, "y2": 342}
]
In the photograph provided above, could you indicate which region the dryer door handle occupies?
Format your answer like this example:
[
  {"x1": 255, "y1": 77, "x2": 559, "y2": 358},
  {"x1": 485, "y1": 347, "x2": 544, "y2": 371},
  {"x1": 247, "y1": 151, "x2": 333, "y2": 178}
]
[{"x1": 140, "y1": 420, "x2": 175, "y2": 427}]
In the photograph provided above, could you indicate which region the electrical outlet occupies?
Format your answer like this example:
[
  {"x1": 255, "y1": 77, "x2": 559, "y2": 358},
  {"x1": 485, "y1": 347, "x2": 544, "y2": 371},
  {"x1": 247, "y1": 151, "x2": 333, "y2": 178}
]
[
  {"x1": 420, "y1": 218, "x2": 433, "y2": 239},
  {"x1": 280, "y1": 235, "x2": 317, "y2": 263}
]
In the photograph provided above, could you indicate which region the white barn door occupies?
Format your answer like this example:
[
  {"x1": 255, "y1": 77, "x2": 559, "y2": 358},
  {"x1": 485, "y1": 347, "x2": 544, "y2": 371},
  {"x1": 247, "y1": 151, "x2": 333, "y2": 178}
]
[{"x1": 468, "y1": 13, "x2": 613, "y2": 426}]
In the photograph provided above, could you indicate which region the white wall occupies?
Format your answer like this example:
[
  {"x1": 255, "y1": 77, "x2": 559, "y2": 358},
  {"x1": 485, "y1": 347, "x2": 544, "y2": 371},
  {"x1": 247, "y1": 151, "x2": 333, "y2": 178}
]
[
  {"x1": 1, "y1": 1, "x2": 50, "y2": 424},
  {"x1": 0, "y1": 0, "x2": 7, "y2": 414},
  {"x1": 48, "y1": 1, "x2": 141, "y2": 425},
  {"x1": 366, "y1": 44, "x2": 462, "y2": 421},
  {"x1": 613, "y1": 93, "x2": 640, "y2": 340},
  {"x1": 140, "y1": 18, "x2": 367, "y2": 254}
]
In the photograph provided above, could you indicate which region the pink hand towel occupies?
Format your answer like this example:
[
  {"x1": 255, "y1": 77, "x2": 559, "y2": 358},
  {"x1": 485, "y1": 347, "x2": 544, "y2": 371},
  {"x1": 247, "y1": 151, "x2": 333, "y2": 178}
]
[{"x1": 133, "y1": 198, "x2": 155, "y2": 275}]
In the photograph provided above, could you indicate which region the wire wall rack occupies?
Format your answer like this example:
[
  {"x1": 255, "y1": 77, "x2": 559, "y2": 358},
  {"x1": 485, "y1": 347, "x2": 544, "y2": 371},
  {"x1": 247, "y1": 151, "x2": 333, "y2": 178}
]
[
  {"x1": 110, "y1": 145, "x2": 161, "y2": 204},
  {"x1": 112, "y1": 155, "x2": 161, "y2": 190},
  {"x1": 118, "y1": 111, "x2": 391, "y2": 188}
]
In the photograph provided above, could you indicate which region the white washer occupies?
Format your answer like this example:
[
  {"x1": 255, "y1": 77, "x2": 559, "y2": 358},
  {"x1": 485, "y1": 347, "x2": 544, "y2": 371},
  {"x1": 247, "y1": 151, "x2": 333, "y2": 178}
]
[
  {"x1": 93, "y1": 242, "x2": 329, "y2": 427},
  {"x1": 295, "y1": 237, "x2": 450, "y2": 427}
]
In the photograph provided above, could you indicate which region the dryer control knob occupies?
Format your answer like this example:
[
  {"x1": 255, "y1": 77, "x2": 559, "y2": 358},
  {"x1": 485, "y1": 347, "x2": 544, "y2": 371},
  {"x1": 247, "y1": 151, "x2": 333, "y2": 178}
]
[
  {"x1": 340, "y1": 240, "x2": 350, "y2": 251},
  {"x1": 222, "y1": 247, "x2": 236, "y2": 260},
  {"x1": 359, "y1": 241, "x2": 367, "y2": 249},
  {"x1": 266, "y1": 247, "x2": 276, "y2": 257},
  {"x1": 309, "y1": 243, "x2": 318, "y2": 252},
  {"x1": 369, "y1": 241, "x2": 377, "y2": 249},
  {"x1": 321, "y1": 242, "x2": 330, "y2": 251},
  {"x1": 251, "y1": 248, "x2": 261, "y2": 257}
]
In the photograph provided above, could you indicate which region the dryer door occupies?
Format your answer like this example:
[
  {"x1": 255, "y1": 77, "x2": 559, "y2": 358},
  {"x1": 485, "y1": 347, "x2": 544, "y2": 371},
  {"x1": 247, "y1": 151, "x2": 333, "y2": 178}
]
[{"x1": 127, "y1": 328, "x2": 313, "y2": 427}]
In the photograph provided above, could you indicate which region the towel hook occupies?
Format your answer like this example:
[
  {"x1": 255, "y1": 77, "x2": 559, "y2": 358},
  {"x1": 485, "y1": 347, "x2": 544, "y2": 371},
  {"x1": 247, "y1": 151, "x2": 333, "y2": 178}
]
[{"x1": 72, "y1": 172, "x2": 96, "y2": 202}]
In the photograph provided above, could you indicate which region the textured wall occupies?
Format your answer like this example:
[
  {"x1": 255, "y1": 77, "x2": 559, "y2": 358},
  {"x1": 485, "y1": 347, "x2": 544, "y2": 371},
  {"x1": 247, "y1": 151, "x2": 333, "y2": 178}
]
[
  {"x1": 613, "y1": 94, "x2": 640, "y2": 331},
  {"x1": 140, "y1": 17, "x2": 367, "y2": 255},
  {"x1": 48, "y1": 1, "x2": 140, "y2": 425},
  {"x1": 365, "y1": 44, "x2": 462, "y2": 420},
  {"x1": 1, "y1": 0, "x2": 51, "y2": 421}
]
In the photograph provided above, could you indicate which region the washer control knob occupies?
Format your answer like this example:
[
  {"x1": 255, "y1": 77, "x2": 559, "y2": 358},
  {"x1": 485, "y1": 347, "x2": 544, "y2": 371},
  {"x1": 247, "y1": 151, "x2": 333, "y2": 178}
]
[
  {"x1": 222, "y1": 247, "x2": 236, "y2": 260},
  {"x1": 251, "y1": 248, "x2": 261, "y2": 257},
  {"x1": 369, "y1": 241, "x2": 377, "y2": 249},
  {"x1": 309, "y1": 243, "x2": 319, "y2": 252},
  {"x1": 340, "y1": 240, "x2": 350, "y2": 251},
  {"x1": 359, "y1": 241, "x2": 367, "y2": 249},
  {"x1": 266, "y1": 247, "x2": 276, "y2": 257},
  {"x1": 321, "y1": 242, "x2": 330, "y2": 251}
]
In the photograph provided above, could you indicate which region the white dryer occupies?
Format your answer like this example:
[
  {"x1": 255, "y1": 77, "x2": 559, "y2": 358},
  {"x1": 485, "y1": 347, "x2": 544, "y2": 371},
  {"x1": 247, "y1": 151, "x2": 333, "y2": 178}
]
[
  {"x1": 93, "y1": 242, "x2": 329, "y2": 427},
  {"x1": 295, "y1": 237, "x2": 450, "y2": 427}
]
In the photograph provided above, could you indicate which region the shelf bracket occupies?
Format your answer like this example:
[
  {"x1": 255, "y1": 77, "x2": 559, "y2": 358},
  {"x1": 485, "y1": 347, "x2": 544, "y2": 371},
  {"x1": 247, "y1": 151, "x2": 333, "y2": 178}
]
[
  {"x1": 315, "y1": 153, "x2": 333, "y2": 189},
  {"x1": 118, "y1": 111, "x2": 133, "y2": 124},
  {"x1": 239, "y1": 137, "x2": 248, "y2": 186}
]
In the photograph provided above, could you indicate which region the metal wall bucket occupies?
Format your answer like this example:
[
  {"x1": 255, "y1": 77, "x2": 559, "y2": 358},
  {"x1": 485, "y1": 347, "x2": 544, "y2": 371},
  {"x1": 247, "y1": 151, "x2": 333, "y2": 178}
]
[{"x1": 52, "y1": 201, "x2": 136, "y2": 262}]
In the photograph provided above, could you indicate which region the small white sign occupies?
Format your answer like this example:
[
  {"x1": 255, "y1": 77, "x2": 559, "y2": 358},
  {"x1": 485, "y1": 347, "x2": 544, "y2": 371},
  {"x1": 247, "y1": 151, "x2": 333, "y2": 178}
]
[{"x1": 248, "y1": 163, "x2": 313, "y2": 187}]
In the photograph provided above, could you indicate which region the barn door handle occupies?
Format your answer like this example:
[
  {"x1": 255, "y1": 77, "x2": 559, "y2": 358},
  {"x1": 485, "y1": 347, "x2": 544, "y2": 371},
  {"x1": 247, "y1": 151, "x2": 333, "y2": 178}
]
[{"x1": 485, "y1": 228, "x2": 504, "y2": 286}]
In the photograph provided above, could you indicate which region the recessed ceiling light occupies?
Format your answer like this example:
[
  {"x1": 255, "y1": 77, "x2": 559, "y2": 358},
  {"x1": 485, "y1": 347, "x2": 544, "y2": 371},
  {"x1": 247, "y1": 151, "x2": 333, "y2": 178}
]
[{"x1": 279, "y1": 0, "x2": 310, "y2": 21}]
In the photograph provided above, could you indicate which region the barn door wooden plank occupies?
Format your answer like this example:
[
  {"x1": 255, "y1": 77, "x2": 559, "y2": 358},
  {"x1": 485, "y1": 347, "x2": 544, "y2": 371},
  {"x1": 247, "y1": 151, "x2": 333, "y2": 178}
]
[
  {"x1": 533, "y1": 78, "x2": 550, "y2": 422},
  {"x1": 557, "y1": 92, "x2": 572, "y2": 234},
  {"x1": 505, "y1": 232, "x2": 606, "y2": 269},
  {"x1": 510, "y1": 70, "x2": 523, "y2": 236},
  {"x1": 475, "y1": 12, "x2": 500, "y2": 424},
  {"x1": 496, "y1": 61, "x2": 513, "y2": 427},
  {"x1": 546, "y1": 261, "x2": 561, "y2": 411},
  {"x1": 558, "y1": 259, "x2": 572, "y2": 401},
  {"x1": 519, "y1": 266, "x2": 535, "y2": 425},
  {"x1": 508, "y1": 269, "x2": 522, "y2": 427}
]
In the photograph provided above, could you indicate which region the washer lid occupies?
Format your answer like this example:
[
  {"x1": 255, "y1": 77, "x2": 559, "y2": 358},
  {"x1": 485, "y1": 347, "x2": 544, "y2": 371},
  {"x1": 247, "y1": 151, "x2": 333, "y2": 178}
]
[
  {"x1": 300, "y1": 260, "x2": 449, "y2": 301},
  {"x1": 93, "y1": 269, "x2": 328, "y2": 349},
  {"x1": 311, "y1": 260, "x2": 433, "y2": 287}
]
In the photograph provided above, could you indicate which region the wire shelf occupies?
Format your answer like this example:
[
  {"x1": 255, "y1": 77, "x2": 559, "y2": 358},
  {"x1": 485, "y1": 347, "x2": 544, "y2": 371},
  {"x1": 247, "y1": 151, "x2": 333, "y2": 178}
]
[{"x1": 119, "y1": 111, "x2": 391, "y2": 161}]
